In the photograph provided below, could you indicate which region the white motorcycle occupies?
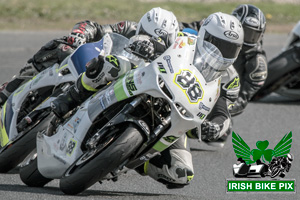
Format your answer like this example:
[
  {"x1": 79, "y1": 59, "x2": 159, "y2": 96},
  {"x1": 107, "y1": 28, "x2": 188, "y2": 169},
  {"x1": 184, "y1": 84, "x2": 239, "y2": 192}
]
[
  {"x1": 0, "y1": 33, "x2": 123, "y2": 173},
  {"x1": 20, "y1": 34, "x2": 223, "y2": 195}
]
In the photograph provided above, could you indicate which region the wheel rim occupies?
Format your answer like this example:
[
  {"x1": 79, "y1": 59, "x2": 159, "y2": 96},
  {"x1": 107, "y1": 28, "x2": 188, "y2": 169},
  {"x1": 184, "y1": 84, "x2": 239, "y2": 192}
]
[{"x1": 64, "y1": 133, "x2": 117, "y2": 177}]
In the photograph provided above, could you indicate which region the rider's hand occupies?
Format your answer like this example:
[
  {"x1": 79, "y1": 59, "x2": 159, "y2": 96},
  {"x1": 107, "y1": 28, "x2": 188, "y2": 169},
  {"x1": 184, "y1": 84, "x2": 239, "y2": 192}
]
[
  {"x1": 67, "y1": 32, "x2": 86, "y2": 47},
  {"x1": 130, "y1": 39, "x2": 155, "y2": 59},
  {"x1": 229, "y1": 97, "x2": 247, "y2": 117},
  {"x1": 19, "y1": 60, "x2": 38, "y2": 77},
  {"x1": 201, "y1": 120, "x2": 222, "y2": 141},
  {"x1": 186, "y1": 128, "x2": 199, "y2": 139}
]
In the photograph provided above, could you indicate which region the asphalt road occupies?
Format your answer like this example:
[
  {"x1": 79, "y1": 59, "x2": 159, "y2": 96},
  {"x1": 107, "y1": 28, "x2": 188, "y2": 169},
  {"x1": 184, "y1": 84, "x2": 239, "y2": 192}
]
[{"x1": 0, "y1": 31, "x2": 299, "y2": 200}]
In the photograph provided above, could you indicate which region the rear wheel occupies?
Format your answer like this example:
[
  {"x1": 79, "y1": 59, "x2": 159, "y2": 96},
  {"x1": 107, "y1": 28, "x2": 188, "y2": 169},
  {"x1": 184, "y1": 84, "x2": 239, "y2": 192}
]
[
  {"x1": 19, "y1": 151, "x2": 53, "y2": 187},
  {"x1": 59, "y1": 123, "x2": 144, "y2": 195}
]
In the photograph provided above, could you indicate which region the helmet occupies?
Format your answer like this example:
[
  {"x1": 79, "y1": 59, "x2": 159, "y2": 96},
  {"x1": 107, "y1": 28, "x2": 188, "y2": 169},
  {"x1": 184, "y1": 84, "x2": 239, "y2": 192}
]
[
  {"x1": 232, "y1": 4, "x2": 266, "y2": 46},
  {"x1": 195, "y1": 12, "x2": 243, "y2": 82},
  {"x1": 287, "y1": 153, "x2": 294, "y2": 162},
  {"x1": 197, "y1": 12, "x2": 244, "y2": 68},
  {"x1": 136, "y1": 7, "x2": 179, "y2": 47}
]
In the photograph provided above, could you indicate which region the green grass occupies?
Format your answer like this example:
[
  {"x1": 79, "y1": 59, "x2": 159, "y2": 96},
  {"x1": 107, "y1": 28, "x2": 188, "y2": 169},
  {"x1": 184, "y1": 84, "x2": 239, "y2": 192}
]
[{"x1": 0, "y1": 0, "x2": 299, "y2": 33}]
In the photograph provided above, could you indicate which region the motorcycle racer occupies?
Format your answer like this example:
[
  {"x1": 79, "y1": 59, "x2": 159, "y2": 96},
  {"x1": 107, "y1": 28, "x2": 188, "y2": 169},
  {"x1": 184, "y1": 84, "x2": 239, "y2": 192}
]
[
  {"x1": 197, "y1": 4, "x2": 267, "y2": 144},
  {"x1": 180, "y1": 5, "x2": 267, "y2": 146},
  {"x1": 51, "y1": 11, "x2": 243, "y2": 188},
  {"x1": 0, "y1": 21, "x2": 137, "y2": 107},
  {"x1": 229, "y1": 4, "x2": 268, "y2": 116}
]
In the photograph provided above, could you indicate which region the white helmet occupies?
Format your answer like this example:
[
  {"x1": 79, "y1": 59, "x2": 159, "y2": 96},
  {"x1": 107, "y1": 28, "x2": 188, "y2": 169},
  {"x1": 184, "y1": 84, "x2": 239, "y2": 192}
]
[
  {"x1": 136, "y1": 7, "x2": 179, "y2": 47},
  {"x1": 194, "y1": 12, "x2": 244, "y2": 82},
  {"x1": 198, "y1": 12, "x2": 244, "y2": 68}
]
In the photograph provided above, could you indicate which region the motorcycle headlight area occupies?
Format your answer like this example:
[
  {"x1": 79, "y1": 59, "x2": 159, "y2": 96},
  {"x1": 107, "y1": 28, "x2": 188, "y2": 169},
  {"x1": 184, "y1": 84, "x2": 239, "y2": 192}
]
[{"x1": 158, "y1": 77, "x2": 193, "y2": 119}]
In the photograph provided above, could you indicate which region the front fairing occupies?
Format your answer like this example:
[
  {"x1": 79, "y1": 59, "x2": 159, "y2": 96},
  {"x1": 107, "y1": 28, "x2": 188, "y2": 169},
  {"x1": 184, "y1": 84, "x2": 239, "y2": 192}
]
[
  {"x1": 89, "y1": 36, "x2": 221, "y2": 151},
  {"x1": 82, "y1": 36, "x2": 221, "y2": 149}
]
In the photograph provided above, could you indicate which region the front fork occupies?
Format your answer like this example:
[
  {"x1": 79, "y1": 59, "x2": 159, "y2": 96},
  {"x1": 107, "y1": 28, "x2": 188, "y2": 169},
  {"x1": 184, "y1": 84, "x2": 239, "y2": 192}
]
[
  {"x1": 85, "y1": 95, "x2": 148, "y2": 150},
  {"x1": 86, "y1": 94, "x2": 171, "y2": 169}
]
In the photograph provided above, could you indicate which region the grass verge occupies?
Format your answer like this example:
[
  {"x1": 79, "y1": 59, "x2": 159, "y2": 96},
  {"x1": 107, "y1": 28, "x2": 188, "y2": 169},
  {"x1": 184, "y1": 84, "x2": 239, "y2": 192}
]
[{"x1": 0, "y1": 0, "x2": 299, "y2": 33}]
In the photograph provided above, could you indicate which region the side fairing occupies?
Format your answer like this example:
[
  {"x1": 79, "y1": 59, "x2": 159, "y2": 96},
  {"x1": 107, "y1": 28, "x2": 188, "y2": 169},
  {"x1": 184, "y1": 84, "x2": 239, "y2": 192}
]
[
  {"x1": 37, "y1": 103, "x2": 92, "y2": 178},
  {"x1": 0, "y1": 64, "x2": 77, "y2": 147}
]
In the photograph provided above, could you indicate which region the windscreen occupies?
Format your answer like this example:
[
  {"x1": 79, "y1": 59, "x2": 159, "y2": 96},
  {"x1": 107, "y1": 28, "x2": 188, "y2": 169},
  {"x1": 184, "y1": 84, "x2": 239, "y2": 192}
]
[{"x1": 193, "y1": 41, "x2": 226, "y2": 82}]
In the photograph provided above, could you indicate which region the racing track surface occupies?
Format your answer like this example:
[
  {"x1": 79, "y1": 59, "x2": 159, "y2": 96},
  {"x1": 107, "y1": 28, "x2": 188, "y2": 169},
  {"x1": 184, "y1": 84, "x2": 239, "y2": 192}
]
[{"x1": 0, "y1": 31, "x2": 299, "y2": 200}]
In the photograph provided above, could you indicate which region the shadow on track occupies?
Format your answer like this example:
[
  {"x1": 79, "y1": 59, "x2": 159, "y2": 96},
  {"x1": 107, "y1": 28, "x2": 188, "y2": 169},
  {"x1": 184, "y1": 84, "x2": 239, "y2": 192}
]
[{"x1": 0, "y1": 183, "x2": 173, "y2": 198}]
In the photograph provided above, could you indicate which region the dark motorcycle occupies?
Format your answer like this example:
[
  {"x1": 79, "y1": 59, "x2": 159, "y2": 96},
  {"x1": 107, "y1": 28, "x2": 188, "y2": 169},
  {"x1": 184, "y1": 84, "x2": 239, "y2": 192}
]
[{"x1": 252, "y1": 21, "x2": 300, "y2": 102}]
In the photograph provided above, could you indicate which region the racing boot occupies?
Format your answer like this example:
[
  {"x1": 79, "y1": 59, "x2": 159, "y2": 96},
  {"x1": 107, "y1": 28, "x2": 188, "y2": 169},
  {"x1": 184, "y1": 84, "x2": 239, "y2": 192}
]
[
  {"x1": 136, "y1": 135, "x2": 194, "y2": 189},
  {"x1": 51, "y1": 54, "x2": 131, "y2": 118},
  {"x1": 0, "y1": 78, "x2": 29, "y2": 107},
  {"x1": 0, "y1": 61, "x2": 39, "y2": 107},
  {"x1": 51, "y1": 79, "x2": 94, "y2": 118}
]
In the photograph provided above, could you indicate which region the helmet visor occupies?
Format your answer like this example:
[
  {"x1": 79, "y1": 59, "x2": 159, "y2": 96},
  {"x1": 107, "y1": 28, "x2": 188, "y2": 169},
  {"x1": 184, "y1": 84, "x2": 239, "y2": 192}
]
[
  {"x1": 204, "y1": 31, "x2": 242, "y2": 59},
  {"x1": 243, "y1": 25, "x2": 262, "y2": 45},
  {"x1": 136, "y1": 25, "x2": 152, "y2": 37},
  {"x1": 194, "y1": 41, "x2": 227, "y2": 82}
]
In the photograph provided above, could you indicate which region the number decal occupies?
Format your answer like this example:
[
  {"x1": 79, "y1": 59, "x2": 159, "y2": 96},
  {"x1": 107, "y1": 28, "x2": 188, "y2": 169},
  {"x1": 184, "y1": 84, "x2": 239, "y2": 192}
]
[
  {"x1": 66, "y1": 139, "x2": 77, "y2": 156},
  {"x1": 174, "y1": 70, "x2": 203, "y2": 104}
]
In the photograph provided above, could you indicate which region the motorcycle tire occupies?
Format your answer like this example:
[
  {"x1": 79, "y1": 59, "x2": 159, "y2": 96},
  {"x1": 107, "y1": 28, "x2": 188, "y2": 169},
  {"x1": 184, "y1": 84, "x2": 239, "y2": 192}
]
[
  {"x1": 59, "y1": 123, "x2": 144, "y2": 195},
  {"x1": 0, "y1": 132, "x2": 36, "y2": 173},
  {"x1": 19, "y1": 156, "x2": 53, "y2": 187},
  {"x1": 0, "y1": 113, "x2": 53, "y2": 173}
]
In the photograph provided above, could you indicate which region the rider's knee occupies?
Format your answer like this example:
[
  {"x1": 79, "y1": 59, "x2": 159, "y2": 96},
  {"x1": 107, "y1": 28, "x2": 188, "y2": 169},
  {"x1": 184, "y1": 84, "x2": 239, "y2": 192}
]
[{"x1": 143, "y1": 148, "x2": 194, "y2": 189}]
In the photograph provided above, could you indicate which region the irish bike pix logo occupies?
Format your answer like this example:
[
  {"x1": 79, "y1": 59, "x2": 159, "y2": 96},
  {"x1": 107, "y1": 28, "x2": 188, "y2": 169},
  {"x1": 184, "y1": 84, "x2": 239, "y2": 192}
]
[{"x1": 227, "y1": 131, "x2": 295, "y2": 192}]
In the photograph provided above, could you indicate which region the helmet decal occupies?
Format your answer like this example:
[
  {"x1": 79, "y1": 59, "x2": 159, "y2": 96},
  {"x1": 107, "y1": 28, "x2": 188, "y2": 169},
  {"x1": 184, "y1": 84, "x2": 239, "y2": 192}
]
[
  {"x1": 203, "y1": 15, "x2": 213, "y2": 26},
  {"x1": 154, "y1": 28, "x2": 168, "y2": 36},
  {"x1": 224, "y1": 31, "x2": 239, "y2": 40},
  {"x1": 245, "y1": 17, "x2": 259, "y2": 27}
]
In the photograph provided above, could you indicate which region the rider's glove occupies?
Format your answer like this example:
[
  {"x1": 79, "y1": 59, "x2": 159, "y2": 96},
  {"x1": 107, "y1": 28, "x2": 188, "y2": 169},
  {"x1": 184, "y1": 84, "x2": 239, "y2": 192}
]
[
  {"x1": 130, "y1": 39, "x2": 155, "y2": 60},
  {"x1": 229, "y1": 97, "x2": 247, "y2": 117},
  {"x1": 67, "y1": 32, "x2": 86, "y2": 47},
  {"x1": 201, "y1": 120, "x2": 222, "y2": 141},
  {"x1": 19, "y1": 60, "x2": 39, "y2": 77},
  {"x1": 186, "y1": 128, "x2": 199, "y2": 139}
]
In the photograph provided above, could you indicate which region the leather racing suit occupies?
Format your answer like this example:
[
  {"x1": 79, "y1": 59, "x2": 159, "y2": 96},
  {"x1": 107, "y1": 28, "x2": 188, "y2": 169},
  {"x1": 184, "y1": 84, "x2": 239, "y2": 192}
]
[
  {"x1": 229, "y1": 43, "x2": 268, "y2": 116},
  {"x1": 179, "y1": 19, "x2": 268, "y2": 117}
]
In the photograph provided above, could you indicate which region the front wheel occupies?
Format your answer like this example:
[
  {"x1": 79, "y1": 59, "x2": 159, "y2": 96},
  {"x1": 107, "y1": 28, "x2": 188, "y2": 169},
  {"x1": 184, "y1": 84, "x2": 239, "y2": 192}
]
[
  {"x1": 59, "y1": 124, "x2": 144, "y2": 195},
  {"x1": 0, "y1": 112, "x2": 53, "y2": 173}
]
